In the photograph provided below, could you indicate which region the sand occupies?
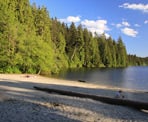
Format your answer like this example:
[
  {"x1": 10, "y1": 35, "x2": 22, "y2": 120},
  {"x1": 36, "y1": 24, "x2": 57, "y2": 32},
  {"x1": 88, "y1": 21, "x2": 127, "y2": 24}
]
[{"x1": 0, "y1": 74, "x2": 148, "y2": 122}]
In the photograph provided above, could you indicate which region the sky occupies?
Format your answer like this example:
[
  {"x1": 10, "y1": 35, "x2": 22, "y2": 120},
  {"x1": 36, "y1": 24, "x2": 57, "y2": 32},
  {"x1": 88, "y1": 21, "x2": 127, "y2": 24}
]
[{"x1": 30, "y1": 0, "x2": 148, "y2": 57}]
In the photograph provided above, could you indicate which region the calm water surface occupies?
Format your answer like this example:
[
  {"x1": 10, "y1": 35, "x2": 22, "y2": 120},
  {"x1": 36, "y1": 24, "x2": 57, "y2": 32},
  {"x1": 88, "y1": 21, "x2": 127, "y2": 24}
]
[{"x1": 54, "y1": 66, "x2": 148, "y2": 91}]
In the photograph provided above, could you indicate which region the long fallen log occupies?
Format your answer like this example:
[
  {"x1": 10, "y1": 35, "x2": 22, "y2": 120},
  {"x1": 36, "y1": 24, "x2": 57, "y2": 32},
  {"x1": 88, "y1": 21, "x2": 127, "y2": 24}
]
[{"x1": 33, "y1": 86, "x2": 148, "y2": 110}]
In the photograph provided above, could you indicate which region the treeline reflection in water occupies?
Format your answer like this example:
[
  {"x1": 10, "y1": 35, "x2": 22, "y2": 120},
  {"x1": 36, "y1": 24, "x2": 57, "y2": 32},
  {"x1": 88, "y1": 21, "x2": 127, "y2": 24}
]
[{"x1": 53, "y1": 66, "x2": 148, "y2": 91}]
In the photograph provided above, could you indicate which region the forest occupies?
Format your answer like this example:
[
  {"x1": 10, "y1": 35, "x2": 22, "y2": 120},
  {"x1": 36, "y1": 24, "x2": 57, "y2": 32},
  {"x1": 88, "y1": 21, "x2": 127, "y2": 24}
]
[{"x1": 0, "y1": 0, "x2": 148, "y2": 74}]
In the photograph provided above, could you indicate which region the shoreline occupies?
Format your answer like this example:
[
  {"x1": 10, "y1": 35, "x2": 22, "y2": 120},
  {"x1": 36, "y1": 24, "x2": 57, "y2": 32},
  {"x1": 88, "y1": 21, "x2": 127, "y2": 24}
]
[
  {"x1": 0, "y1": 74, "x2": 148, "y2": 121},
  {"x1": 0, "y1": 73, "x2": 148, "y2": 103},
  {"x1": 0, "y1": 74, "x2": 148, "y2": 96},
  {"x1": 0, "y1": 73, "x2": 147, "y2": 93}
]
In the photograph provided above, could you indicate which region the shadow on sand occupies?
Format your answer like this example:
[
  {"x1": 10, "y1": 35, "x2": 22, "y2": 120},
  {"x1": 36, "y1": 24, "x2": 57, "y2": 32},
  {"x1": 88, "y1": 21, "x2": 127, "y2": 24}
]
[{"x1": 0, "y1": 77, "x2": 148, "y2": 121}]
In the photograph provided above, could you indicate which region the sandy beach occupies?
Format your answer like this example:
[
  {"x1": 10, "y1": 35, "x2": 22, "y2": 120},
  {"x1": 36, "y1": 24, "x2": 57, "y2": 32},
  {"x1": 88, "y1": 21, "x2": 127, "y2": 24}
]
[{"x1": 0, "y1": 74, "x2": 148, "y2": 122}]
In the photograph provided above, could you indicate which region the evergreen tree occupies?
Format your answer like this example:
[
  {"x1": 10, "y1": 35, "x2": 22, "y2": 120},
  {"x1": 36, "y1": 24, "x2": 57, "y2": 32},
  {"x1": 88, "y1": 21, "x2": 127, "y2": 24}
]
[
  {"x1": 83, "y1": 28, "x2": 91, "y2": 67},
  {"x1": 33, "y1": 6, "x2": 55, "y2": 74},
  {"x1": 116, "y1": 37, "x2": 127, "y2": 67},
  {"x1": 98, "y1": 34, "x2": 112, "y2": 67},
  {"x1": 50, "y1": 18, "x2": 68, "y2": 71},
  {"x1": 66, "y1": 22, "x2": 82, "y2": 67},
  {"x1": 77, "y1": 25, "x2": 85, "y2": 66},
  {"x1": 107, "y1": 37, "x2": 117, "y2": 67},
  {"x1": 91, "y1": 35, "x2": 101, "y2": 67}
]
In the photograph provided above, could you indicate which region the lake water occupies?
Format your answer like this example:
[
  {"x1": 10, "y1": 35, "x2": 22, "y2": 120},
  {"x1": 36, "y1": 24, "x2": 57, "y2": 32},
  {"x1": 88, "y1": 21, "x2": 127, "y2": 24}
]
[{"x1": 53, "y1": 66, "x2": 148, "y2": 91}]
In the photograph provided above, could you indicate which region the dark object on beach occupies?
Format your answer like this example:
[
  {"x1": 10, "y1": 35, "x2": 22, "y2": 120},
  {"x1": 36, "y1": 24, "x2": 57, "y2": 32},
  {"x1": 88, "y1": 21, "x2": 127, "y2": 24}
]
[
  {"x1": 25, "y1": 75, "x2": 30, "y2": 78},
  {"x1": 52, "y1": 102, "x2": 60, "y2": 107},
  {"x1": 78, "y1": 80, "x2": 86, "y2": 83},
  {"x1": 33, "y1": 86, "x2": 148, "y2": 110}
]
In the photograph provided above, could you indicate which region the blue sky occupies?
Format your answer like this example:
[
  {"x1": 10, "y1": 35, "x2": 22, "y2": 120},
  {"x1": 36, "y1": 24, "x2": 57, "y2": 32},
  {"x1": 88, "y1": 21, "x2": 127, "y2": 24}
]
[{"x1": 30, "y1": 0, "x2": 148, "y2": 57}]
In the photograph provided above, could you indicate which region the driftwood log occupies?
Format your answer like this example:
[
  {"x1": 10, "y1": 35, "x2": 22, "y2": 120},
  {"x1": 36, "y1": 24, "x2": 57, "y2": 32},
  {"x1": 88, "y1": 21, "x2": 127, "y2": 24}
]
[
  {"x1": 78, "y1": 80, "x2": 86, "y2": 83},
  {"x1": 33, "y1": 86, "x2": 148, "y2": 110}
]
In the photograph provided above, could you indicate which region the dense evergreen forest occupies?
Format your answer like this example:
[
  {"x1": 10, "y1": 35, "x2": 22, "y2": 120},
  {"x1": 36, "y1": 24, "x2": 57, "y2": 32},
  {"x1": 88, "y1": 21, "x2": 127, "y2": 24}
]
[{"x1": 0, "y1": 0, "x2": 147, "y2": 74}]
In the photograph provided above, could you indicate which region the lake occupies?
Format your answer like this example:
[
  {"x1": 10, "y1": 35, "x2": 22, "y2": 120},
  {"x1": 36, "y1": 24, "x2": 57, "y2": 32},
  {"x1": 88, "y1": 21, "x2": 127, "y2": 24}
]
[{"x1": 53, "y1": 66, "x2": 148, "y2": 91}]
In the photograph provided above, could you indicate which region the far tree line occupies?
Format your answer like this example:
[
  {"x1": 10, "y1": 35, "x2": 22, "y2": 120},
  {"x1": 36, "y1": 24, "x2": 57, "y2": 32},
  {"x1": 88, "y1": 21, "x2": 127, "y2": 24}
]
[{"x1": 0, "y1": 0, "x2": 147, "y2": 74}]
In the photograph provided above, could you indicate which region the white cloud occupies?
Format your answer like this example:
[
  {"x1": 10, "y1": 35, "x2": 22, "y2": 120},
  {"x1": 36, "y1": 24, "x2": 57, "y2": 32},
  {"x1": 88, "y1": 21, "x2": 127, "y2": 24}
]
[
  {"x1": 116, "y1": 23, "x2": 122, "y2": 28},
  {"x1": 81, "y1": 19, "x2": 110, "y2": 36},
  {"x1": 104, "y1": 33, "x2": 110, "y2": 39},
  {"x1": 119, "y1": 3, "x2": 148, "y2": 13},
  {"x1": 59, "y1": 16, "x2": 81, "y2": 23},
  {"x1": 116, "y1": 21, "x2": 130, "y2": 28},
  {"x1": 144, "y1": 20, "x2": 148, "y2": 24},
  {"x1": 121, "y1": 27, "x2": 138, "y2": 37},
  {"x1": 59, "y1": 16, "x2": 110, "y2": 37},
  {"x1": 122, "y1": 21, "x2": 130, "y2": 26},
  {"x1": 67, "y1": 16, "x2": 81, "y2": 23},
  {"x1": 134, "y1": 24, "x2": 140, "y2": 27}
]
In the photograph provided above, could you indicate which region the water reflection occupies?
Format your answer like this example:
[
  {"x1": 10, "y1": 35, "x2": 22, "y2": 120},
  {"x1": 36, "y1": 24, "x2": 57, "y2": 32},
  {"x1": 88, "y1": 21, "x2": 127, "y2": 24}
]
[
  {"x1": 121, "y1": 67, "x2": 148, "y2": 90},
  {"x1": 54, "y1": 67, "x2": 148, "y2": 91}
]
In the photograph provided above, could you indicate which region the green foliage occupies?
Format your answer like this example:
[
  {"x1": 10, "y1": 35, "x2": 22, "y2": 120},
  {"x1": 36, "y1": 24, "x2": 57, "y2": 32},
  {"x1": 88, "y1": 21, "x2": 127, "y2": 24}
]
[
  {"x1": 128, "y1": 55, "x2": 148, "y2": 66},
  {"x1": 0, "y1": 0, "x2": 147, "y2": 74},
  {"x1": 116, "y1": 37, "x2": 127, "y2": 67}
]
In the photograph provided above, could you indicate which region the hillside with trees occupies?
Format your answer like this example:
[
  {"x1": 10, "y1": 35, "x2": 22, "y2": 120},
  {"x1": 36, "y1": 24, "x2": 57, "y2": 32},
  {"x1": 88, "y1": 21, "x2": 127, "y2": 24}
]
[{"x1": 0, "y1": 0, "x2": 147, "y2": 74}]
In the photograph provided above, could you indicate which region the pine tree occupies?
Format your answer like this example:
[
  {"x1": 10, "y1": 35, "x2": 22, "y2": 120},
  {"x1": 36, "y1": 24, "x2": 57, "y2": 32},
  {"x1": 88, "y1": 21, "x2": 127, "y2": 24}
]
[
  {"x1": 83, "y1": 28, "x2": 91, "y2": 67},
  {"x1": 51, "y1": 18, "x2": 68, "y2": 71},
  {"x1": 91, "y1": 35, "x2": 101, "y2": 67},
  {"x1": 33, "y1": 6, "x2": 55, "y2": 74},
  {"x1": 77, "y1": 25, "x2": 85, "y2": 67},
  {"x1": 66, "y1": 22, "x2": 81, "y2": 67},
  {"x1": 116, "y1": 37, "x2": 127, "y2": 67}
]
